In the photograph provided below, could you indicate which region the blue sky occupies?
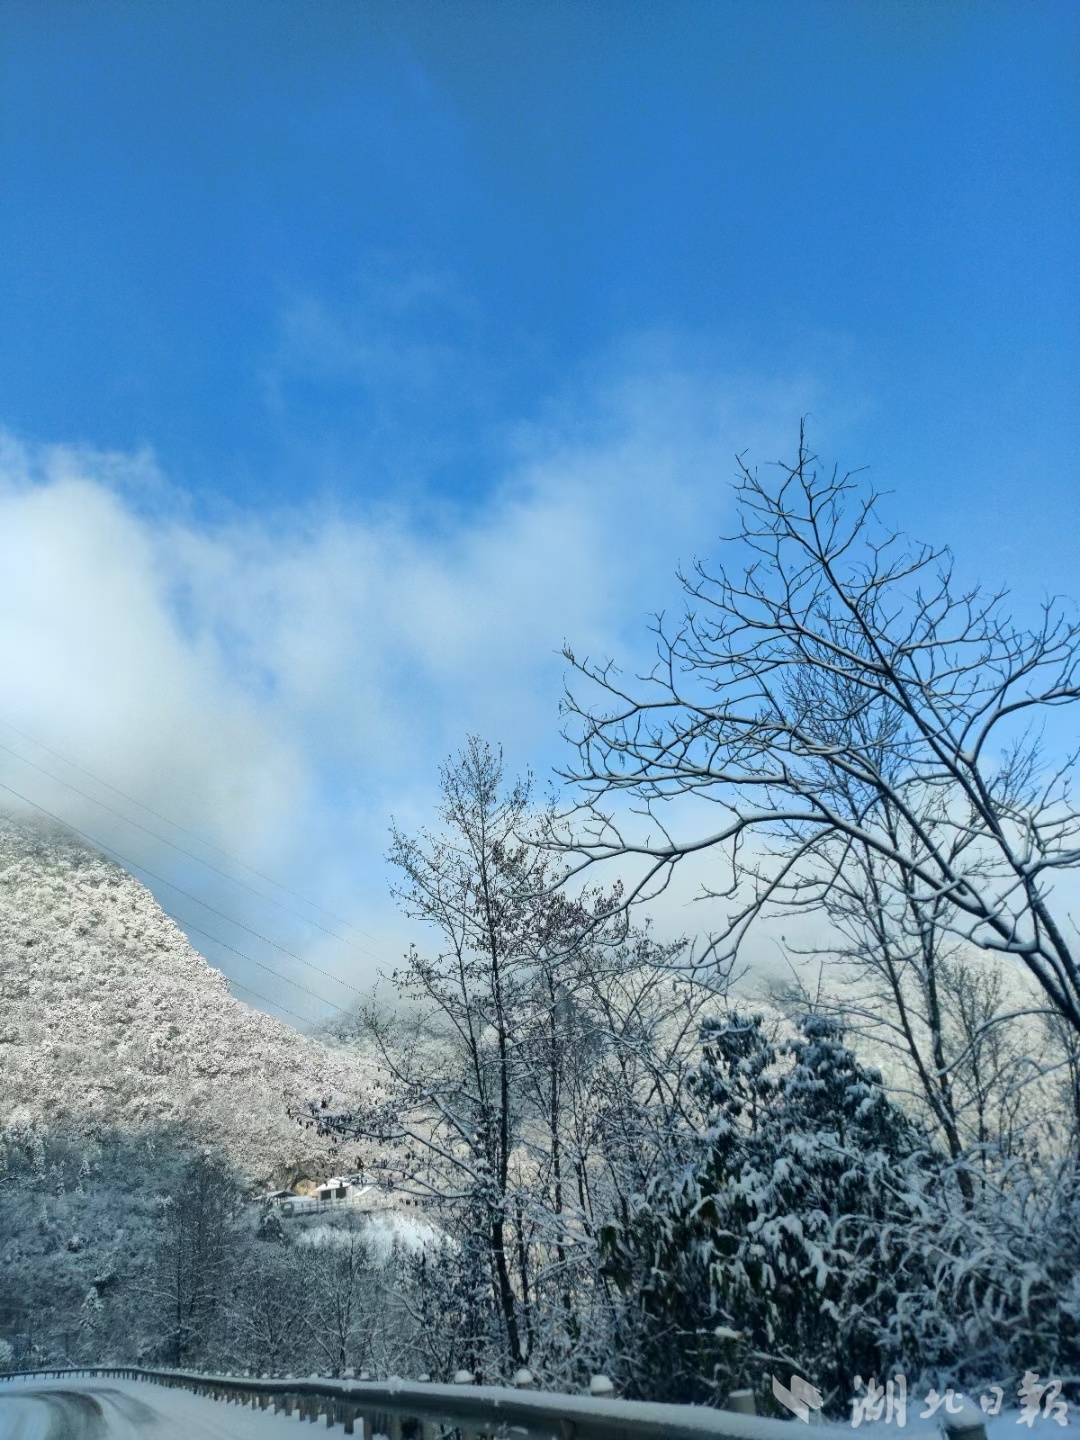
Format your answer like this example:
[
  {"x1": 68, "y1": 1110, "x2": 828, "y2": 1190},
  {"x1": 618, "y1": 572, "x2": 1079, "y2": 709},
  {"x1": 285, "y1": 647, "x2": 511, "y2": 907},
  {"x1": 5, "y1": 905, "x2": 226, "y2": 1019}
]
[
  {"x1": 0, "y1": 1, "x2": 1077, "y2": 1021},
  {"x1": 3, "y1": 1, "x2": 1077, "y2": 527}
]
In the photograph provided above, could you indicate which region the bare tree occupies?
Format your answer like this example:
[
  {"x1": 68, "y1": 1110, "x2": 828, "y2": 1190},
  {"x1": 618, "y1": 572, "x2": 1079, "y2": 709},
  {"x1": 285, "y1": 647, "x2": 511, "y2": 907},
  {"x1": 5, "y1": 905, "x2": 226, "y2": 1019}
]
[
  {"x1": 560, "y1": 428, "x2": 1080, "y2": 1040},
  {"x1": 313, "y1": 737, "x2": 709, "y2": 1382},
  {"x1": 319, "y1": 738, "x2": 580, "y2": 1370},
  {"x1": 301, "y1": 1220, "x2": 381, "y2": 1378},
  {"x1": 937, "y1": 954, "x2": 1043, "y2": 1158},
  {"x1": 152, "y1": 1153, "x2": 240, "y2": 1366},
  {"x1": 230, "y1": 1241, "x2": 308, "y2": 1375},
  {"x1": 1042, "y1": 1009, "x2": 1080, "y2": 1151}
]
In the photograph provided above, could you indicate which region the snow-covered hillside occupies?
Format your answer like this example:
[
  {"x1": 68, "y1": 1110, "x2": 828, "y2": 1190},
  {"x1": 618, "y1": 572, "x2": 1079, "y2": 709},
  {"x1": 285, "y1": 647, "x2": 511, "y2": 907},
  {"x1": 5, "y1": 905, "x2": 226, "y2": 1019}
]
[{"x1": 0, "y1": 813, "x2": 375, "y2": 1180}]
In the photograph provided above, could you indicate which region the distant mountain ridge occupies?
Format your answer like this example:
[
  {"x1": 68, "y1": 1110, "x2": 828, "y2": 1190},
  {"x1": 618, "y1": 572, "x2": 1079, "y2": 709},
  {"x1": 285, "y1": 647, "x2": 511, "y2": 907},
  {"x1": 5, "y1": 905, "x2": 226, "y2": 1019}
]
[{"x1": 0, "y1": 813, "x2": 374, "y2": 1181}]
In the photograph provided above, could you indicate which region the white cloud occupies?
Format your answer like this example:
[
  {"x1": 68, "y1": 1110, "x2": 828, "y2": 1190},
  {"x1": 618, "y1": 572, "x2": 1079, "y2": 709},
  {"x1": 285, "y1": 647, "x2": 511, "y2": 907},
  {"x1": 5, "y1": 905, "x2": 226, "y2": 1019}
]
[
  {"x1": 0, "y1": 355, "x2": 816, "y2": 1019},
  {"x1": 0, "y1": 459, "x2": 304, "y2": 848}
]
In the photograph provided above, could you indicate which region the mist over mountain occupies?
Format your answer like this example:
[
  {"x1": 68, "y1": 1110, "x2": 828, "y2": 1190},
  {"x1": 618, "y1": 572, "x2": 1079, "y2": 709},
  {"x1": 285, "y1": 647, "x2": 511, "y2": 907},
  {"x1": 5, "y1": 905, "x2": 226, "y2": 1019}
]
[{"x1": 0, "y1": 813, "x2": 373, "y2": 1181}]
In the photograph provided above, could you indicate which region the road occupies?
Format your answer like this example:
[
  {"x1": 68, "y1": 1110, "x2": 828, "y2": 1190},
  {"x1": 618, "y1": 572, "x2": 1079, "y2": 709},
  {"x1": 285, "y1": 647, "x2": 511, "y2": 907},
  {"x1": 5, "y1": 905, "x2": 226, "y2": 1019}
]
[{"x1": 0, "y1": 1378, "x2": 303, "y2": 1439}]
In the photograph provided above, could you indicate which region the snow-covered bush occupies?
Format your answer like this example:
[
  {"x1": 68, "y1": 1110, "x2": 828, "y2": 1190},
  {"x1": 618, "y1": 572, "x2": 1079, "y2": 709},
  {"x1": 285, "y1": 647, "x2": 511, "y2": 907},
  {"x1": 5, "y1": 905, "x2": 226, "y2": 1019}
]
[{"x1": 882, "y1": 1153, "x2": 1080, "y2": 1388}]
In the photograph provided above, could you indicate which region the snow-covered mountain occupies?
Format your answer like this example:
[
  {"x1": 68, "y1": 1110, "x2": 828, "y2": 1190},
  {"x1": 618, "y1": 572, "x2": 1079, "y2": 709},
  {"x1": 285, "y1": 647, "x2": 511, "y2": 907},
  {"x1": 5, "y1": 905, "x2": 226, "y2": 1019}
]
[{"x1": 0, "y1": 813, "x2": 375, "y2": 1181}]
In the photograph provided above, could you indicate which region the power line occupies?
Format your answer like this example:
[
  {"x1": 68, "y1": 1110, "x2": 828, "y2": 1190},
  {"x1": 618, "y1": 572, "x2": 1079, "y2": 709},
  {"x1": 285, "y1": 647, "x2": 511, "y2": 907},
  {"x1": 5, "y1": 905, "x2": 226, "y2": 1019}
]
[
  {"x1": 0, "y1": 713, "x2": 386, "y2": 946},
  {"x1": 224, "y1": 977, "x2": 318, "y2": 1028},
  {"x1": 0, "y1": 769, "x2": 350, "y2": 1023},
  {"x1": 0, "y1": 778, "x2": 365, "y2": 1001},
  {"x1": 163, "y1": 907, "x2": 352, "y2": 1015},
  {"x1": 0, "y1": 735, "x2": 388, "y2": 969}
]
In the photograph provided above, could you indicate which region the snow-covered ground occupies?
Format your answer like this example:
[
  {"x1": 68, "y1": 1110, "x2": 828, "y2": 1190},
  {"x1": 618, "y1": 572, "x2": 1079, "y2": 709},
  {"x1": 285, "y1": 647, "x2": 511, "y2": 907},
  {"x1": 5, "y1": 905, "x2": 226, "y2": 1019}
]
[
  {"x1": 294, "y1": 1207, "x2": 441, "y2": 1256},
  {"x1": 0, "y1": 1376, "x2": 304, "y2": 1439}
]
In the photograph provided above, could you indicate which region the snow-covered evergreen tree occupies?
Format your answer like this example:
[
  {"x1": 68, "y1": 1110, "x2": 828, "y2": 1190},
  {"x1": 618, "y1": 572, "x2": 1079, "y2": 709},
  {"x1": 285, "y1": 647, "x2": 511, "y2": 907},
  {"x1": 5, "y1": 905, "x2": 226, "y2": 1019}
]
[{"x1": 604, "y1": 1012, "x2": 940, "y2": 1409}]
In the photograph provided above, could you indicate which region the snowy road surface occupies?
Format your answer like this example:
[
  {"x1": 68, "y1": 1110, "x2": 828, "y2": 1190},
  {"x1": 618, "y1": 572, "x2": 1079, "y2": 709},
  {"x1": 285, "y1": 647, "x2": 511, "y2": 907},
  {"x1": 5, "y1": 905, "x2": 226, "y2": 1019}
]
[{"x1": 0, "y1": 1377, "x2": 302, "y2": 1439}]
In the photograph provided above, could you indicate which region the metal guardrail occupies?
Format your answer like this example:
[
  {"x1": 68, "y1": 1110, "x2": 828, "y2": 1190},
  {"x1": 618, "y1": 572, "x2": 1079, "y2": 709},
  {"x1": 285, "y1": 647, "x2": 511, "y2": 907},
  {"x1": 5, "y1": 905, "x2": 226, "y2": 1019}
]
[{"x1": 0, "y1": 1365, "x2": 852, "y2": 1439}]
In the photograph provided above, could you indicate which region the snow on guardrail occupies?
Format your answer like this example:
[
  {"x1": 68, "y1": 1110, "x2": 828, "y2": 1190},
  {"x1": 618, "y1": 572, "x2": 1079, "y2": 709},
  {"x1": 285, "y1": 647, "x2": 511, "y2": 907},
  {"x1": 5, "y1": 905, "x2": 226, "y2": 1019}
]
[{"x1": 0, "y1": 1365, "x2": 871, "y2": 1440}]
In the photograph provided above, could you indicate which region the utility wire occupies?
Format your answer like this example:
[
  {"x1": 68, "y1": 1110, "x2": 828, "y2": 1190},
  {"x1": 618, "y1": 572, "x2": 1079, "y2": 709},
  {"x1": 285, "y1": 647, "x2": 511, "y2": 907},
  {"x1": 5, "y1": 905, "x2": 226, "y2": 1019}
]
[
  {"x1": 0, "y1": 778, "x2": 365, "y2": 1000},
  {"x1": 0, "y1": 736, "x2": 388, "y2": 968},
  {"x1": 224, "y1": 977, "x2": 317, "y2": 1028},
  {"x1": 0, "y1": 772, "x2": 347, "y2": 1023},
  {"x1": 163, "y1": 908, "x2": 351, "y2": 1013},
  {"x1": 0, "y1": 713, "x2": 385, "y2": 945}
]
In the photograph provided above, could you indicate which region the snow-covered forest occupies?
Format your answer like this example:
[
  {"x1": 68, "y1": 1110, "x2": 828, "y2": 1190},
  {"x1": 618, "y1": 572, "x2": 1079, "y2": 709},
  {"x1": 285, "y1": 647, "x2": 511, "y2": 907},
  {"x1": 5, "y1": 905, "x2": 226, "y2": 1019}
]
[{"x1": 4, "y1": 445, "x2": 1080, "y2": 1415}]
